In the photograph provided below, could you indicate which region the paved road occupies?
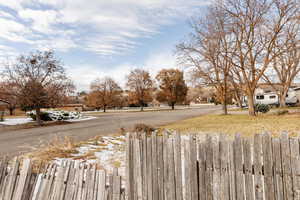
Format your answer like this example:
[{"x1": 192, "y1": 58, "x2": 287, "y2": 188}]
[{"x1": 0, "y1": 105, "x2": 221, "y2": 157}]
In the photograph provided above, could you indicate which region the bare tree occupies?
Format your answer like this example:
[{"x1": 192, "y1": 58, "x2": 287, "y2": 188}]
[
  {"x1": 0, "y1": 82, "x2": 19, "y2": 115},
  {"x1": 264, "y1": 16, "x2": 300, "y2": 107},
  {"x1": 1, "y1": 50, "x2": 74, "y2": 125},
  {"x1": 178, "y1": 0, "x2": 299, "y2": 115},
  {"x1": 87, "y1": 77, "x2": 123, "y2": 112},
  {"x1": 126, "y1": 69, "x2": 153, "y2": 111},
  {"x1": 156, "y1": 69, "x2": 188, "y2": 110},
  {"x1": 224, "y1": 0, "x2": 299, "y2": 115},
  {"x1": 177, "y1": 4, "x2": 234, "y2": 114}
]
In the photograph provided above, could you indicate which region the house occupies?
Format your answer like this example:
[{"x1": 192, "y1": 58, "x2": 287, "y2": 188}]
[{"x1": 187, "y1": 86, "x2": 216, "y2": 104}]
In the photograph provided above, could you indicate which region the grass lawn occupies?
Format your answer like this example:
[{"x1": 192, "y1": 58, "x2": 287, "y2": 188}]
[
  {"x1": 162, "y1": 113, "x2": 300, "y2": 137},
  {"x1": 3, "y1": 114, "x2": 27, "y2": 118},
  {"x1": 229, "y1": 106, "x2": 300, "y2": 112}
]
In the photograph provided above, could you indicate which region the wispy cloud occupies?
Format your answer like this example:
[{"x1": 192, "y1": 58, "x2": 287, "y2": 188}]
[
  {"x1": 0, "y1": 18, "x2": 32, "y2": 43},
  {"x1": 18, "y1": 9, "x2": 59, "y2": 34},
  {"x1": 0, "y1": 0, "x2": 209, "y2": 56},
  {"x1": 0, "y1": 0, "x2": 210, "y2": 91}
]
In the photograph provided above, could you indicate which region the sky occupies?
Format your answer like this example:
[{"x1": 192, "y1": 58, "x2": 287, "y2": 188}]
[{"x1": 0, "y1": 0, "x2": 210, "y2": 91}]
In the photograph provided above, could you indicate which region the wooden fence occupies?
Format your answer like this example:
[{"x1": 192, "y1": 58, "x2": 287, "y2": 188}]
[
  {"x1": 1, "y1": 132, "x2": 300, "y2": 199},
  {"x1": 0, "y1": 159, "x2": 124, "y2": 200},
  {"x1": 126, "y1": 132, "x2": 300, "y2": 200}
]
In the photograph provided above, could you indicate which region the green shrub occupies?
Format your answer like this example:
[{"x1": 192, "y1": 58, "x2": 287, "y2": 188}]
[
  {"x1": 29, "y1": 112, "x2": 52, "y2": 121},
  {"x1": 255, "y1": 104, "x2": 270, "y2": 113}
]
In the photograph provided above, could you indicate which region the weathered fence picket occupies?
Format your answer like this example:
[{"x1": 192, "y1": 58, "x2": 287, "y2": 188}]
[
  {"x1": 2, "y1": 132, "x2": 300, "y2": 199},
  {"x1": 197, "y1": 141, "x2": 206, "y2": 200},
  {"x1": 0, "y1": 160, "x2": 124, "y2": 200},
  {"x1": 125, "y1": 132, "x2": 300, "y2": 200},
  {"x1": 272, "y1": 137, "x2": 284, "y2": 200},
  {"x1": 281, "y1": 133, "x2": 293, "y2": 199},
  {"x1": 243, "y1": 138, "x2": 253, "y2": 200},
  {"x1": 253, "y1": 134, "x2": 263, "y2": 200}
]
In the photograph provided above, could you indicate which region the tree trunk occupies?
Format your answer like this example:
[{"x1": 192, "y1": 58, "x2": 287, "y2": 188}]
[
  {"x1": 35, "y1": 107, "x2": 43, "y2": 126},
  {"x1": 140, "y1": 105, "x2": 144, "y2": 111},
  {"x1": 222, "y1": 102, "x2": 228, "y2": 115},
  {"x1": 171, "y1": 102, "x2": 175, "y2": 110},
  {"x1": 103, "y1": 105, "x2": 106, "y2": 113},
  {"x1": 233, "y1": 92, "x2": 243, "y2": 108},
  {"x1": 9, "y1": 107, "x2": 14, "y2": 116},
  {"x1": 247, "y1": 92, "x2": 256, "y2": 116},
  {"x1": 237, "y1": 98, "x2": 243, "y2": 108},
  {"x1": 0, "y1": 111, "x2": 4, "y2": 122},
  {"x1": 232, "y1": 83, "x2": 242, "y2": 108},
  {"x1": 279, "y1": 90, "x2": 288, "y2": 108},
  {"x1": 223, "y1": 88, "x2": 228, "y2": 115}
]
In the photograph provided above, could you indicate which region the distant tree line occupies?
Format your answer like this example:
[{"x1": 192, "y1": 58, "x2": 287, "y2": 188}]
[
  {"x1": 85, "y1": 68, "x2": 188, "y2": 112},
  {"x1": 0, "y1": 50, "x2": 190, "y2": 125}
]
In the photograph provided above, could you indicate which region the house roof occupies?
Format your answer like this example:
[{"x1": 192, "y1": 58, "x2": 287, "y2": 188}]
[
  {"x1": 256, "y1": 84, "x2": 280, "y2": 93},
  {"x1": 294, "y1": 87, "x2": 300, "y2": 91},
  {"x1": 0, "y1": 99, "x2": 9, "y2": 105},
  {"x1": 257, "y1": 83, "x2": 300, "y2": 93}
]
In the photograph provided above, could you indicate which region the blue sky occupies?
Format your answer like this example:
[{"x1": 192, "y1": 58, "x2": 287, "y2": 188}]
[{"x1": 0, "y1": 0, "x2": 210, "y2": 91}]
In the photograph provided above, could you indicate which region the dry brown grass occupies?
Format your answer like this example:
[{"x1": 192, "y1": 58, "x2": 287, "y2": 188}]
[
  {"x1": 25, "y1": 136, "x2": 79, "y2": 164},
  {"x1": 3, "y1": 109, "x2": 26, "y2": 118},
  {"x1": 23, "y1": 134, "x2": 120, "y2": 165},
  {"x1": 119, "y1": 123, "x2": 156, "y2": 137},
  {"x1": 162, "y1": 113, "x2": 300, "y2": 137},
  {"x1": 3, "y1": 115, "x2": 27, "y2": 119}
]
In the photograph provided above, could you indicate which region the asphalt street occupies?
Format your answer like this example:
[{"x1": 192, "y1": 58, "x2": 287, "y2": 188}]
[{"x1": 0, "y1": 105, "x2": 221, "y2": 156}]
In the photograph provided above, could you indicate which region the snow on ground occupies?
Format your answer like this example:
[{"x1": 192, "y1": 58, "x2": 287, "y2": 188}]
[
  {"x1": 0, "y1": 116, "x2": 96, "y2": 126},
  {"x1": 53, "y1": 134, "x2": 196, "y2": 186},
  {"x1": 55, "y1": 135, "x2": 126, "y2": 179},
  {"x1": 0, "y1": 118, "x2": 33, "y2": 125},
  {"x1": 66, "y1": 116, "x2": 97, "y2": 122}
]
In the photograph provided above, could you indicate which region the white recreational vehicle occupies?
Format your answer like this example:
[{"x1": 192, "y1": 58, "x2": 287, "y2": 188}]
[{"x1": 242, "y1": 87, "x2": 298, "y2": 107}]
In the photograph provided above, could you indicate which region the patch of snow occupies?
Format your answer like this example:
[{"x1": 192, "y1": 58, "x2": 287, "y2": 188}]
[
  {"x1": 66, "y1": 116, "x2": 97, "y2": 122},
  {"x1": 0, "y1": 118, "x2": 33, "y2": 125},
  {"x1": 54, "y1": 135, "x2": 126, "y2": 182}
]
